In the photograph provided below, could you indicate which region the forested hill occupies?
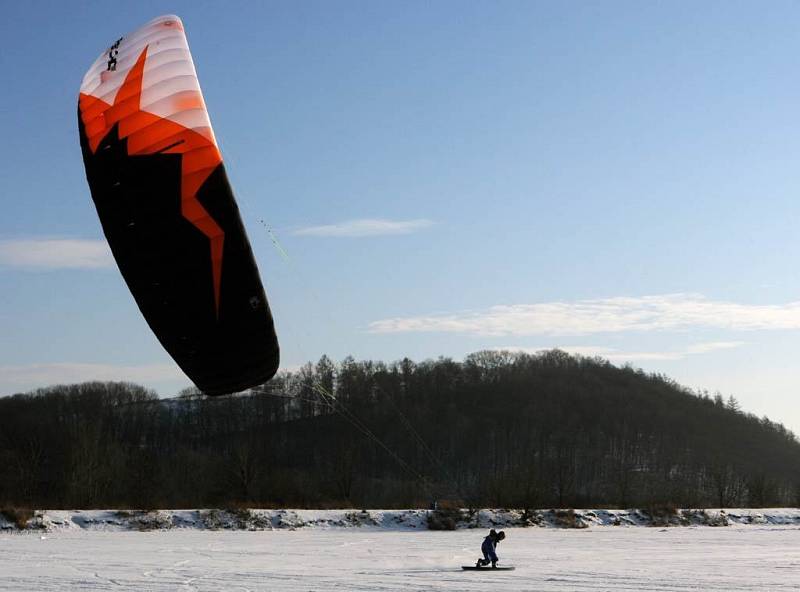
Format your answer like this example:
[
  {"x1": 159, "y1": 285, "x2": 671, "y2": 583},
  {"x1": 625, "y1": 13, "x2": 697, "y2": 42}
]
[{"x1": 1, "y1": 350, "x2": 798, "y2": 510}]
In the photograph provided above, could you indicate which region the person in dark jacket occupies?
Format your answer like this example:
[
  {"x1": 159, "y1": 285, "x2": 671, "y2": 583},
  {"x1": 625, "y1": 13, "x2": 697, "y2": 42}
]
[{"x1": 476, "y1": 529, "x2": 505, "y2": 567}]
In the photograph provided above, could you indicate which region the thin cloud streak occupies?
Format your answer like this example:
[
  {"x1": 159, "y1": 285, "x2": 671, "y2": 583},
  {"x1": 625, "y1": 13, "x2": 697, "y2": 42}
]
[
  {"x1": 369, "y1": 294, "x2": 800, "y2": 336},
  {"x1": 497, "y1": 341, "x2": 746, "y2": 362},
  {"x1": 0, "y1": 362, "x2": 185, "y2": 393},
  {"x1": 293, "y1": 218, "x2": 434, "y2": 237},
  {"x1": 0, "y1": 238, "x2": 113, "y2": 269}
]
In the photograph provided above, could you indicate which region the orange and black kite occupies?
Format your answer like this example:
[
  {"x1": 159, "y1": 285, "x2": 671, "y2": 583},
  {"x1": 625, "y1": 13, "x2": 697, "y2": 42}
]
[{"x1": 78, "y1": 15, "x2": 279, "y2": 395}]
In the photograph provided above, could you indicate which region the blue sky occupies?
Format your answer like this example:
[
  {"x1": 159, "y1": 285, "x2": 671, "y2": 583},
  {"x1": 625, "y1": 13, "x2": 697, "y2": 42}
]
[{"x1": 3, "y1": 1, "x2": 800, "y2": 431}]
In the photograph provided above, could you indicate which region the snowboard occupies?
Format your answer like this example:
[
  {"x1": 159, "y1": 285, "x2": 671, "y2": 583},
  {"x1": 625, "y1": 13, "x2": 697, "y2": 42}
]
[{"x1": 462, "y1": 565, "x2": 515, "y2": 571}]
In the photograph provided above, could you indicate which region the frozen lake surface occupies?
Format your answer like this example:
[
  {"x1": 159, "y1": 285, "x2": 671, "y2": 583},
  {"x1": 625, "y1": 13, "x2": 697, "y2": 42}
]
[{"x1": 2, "y1": 526, "x2": 799, "y2": 590}]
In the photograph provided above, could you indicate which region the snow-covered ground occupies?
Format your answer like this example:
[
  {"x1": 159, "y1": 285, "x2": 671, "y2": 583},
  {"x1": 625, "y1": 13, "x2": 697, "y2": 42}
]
[
  {"x1": 2, "y1": 526, "x2": 799, "y2": 590},
  {"x1": 4, "y1": 507, "x2": 800, "y2": 531}
]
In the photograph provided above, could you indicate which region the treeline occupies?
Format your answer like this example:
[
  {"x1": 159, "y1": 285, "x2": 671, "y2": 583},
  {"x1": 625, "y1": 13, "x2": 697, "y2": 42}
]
[{"x1": 1, "y1": 350, "x2": 798, "y2": 509}]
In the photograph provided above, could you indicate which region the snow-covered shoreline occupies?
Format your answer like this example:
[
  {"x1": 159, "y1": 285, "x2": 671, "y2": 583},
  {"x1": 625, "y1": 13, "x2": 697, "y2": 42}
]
[{"x1": 3, "y1": 507, "x2": 800, "y2": 532}]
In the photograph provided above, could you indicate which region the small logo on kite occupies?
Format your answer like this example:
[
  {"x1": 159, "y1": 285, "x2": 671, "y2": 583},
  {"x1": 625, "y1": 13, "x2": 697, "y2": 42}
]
[{"x1": 106, "y1": 37, "x2": 123, "y2": 71}]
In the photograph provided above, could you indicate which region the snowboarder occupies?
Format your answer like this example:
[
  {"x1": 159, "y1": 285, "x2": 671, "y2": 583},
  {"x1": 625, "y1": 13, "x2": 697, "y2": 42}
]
[{"x1": 476, "y1": 529, "x2": 505, "y2": 568}]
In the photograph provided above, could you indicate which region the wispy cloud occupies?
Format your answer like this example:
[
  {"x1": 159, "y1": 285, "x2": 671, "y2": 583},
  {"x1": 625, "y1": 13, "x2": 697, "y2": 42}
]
[
  {"x1": 497, "y1": 341, "x2": 746, "y2": 362},
  {"x1": 683, "y1": 341, "x2": 745, "y2": 355},
  {"x1": 368, "y1": 294, "x2": 800, "y2": 336},
  {"x1": 0, "y1": 238, "x2": 113, "y2": 269},
  {"x1": 0, "y1": 362, "x2": 185, "y2": 393},
  {"x1": 292, "y1": 218, "x2": 434, "y2": 238}
]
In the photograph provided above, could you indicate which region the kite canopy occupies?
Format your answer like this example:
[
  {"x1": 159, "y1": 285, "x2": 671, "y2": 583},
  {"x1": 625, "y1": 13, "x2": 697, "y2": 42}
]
[{"x1": 78, "y1": 15, "x2": 279, "y2": 395}]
